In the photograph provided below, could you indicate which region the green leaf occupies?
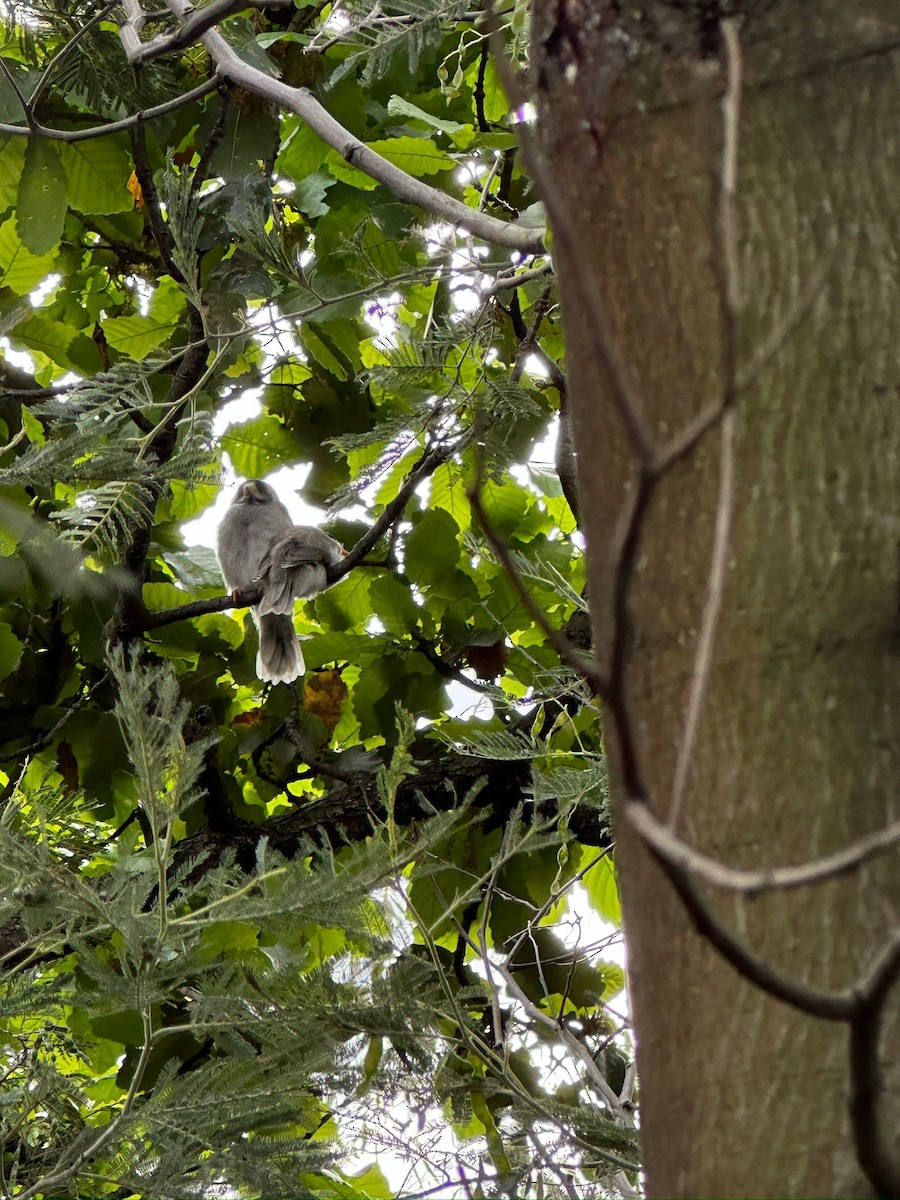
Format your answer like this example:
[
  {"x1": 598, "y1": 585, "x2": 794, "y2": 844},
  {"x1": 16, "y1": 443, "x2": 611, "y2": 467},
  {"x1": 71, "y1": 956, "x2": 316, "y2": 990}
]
[
  {"x1": 18, "y1": 138, "x2": 66, "y2": 255},
  {"x1": 277, "y1": 120, "x2": 330, "y2": 181},
  {"x1": 581, "y1": 851, "x2": 621, "y2": 927},
  {"x1": 430, "y1": 461, "x2": 471, "y2": 531},
  {"x1": 221, "y1": 414, "x2": 300, "y2": 478},
  {"x1": 368, "y1": 573, "x2": 420, "y2": 636},
  {"x1": 337, "y1": 1163, "x2": 392, "y2": 1199},
  {"x1": 20, "y1": 404, "x2": 45, "y2": 446},
  {"x1": 405, "y1": 508, "x2": 462, "y2": 587},
  {"x1": 387, "y1": 95, "x2": 473, "y2": 145},
  {"x1": 314, "y1": 572, "x2": 372, "y2": 632},
  {"x1": 292, "y1": 172, "x2": 334, "y2": 218},
  {"x1": 466, "y1": 57, "x2": 509, "y2": 123},
  {"x1": 0, "y1": 620, "x2": 23, "y2": 679},
  {"x1": 101, "y1": 315, "x2": 178, "y2": 360},
  {"x1": 364, "y1": 136, "x2": 456, "y2": 176},
  {"x1": 0, "y1": 216, "x2": 57, "y2": 293},
  {"x1": 58, "y1": 137, "x2": 132, "y2": 215},
  {"x1": 10, "y1": 315, "x2": 77, "y2": 370},
  {"x1": 0, "y1": 136, "x2": 27, "y2": 211}
]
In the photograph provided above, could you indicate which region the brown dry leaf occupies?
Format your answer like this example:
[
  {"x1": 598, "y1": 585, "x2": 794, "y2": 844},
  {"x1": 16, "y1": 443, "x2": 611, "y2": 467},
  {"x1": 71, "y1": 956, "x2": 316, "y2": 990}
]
[{"x1": 304, "y1": 669, "x2": 348, "y2": 732}]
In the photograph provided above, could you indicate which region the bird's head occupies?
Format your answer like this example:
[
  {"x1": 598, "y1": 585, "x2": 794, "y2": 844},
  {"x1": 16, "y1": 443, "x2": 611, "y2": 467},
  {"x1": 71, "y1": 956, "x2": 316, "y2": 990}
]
[{"x1": 235, "y1": 479, "x2": 276, "y2": 505}]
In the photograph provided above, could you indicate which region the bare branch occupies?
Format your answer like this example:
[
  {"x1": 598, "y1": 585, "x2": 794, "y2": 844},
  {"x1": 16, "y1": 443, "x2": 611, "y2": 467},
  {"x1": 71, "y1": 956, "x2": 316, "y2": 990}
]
[
  {"x1": 667, "y1": 18, "x2": 743, "y2": 830},
  {"x1": 624, "y1": 800, "x2": 900, "y2": 896},
  {"x1": 483, "y1": 264, "x2": 554, "y2": 297},
  {"x1": 849, "y1": 926, "x2": 900, "y2": 1198},
  {"x1": 0, "y1": 78, "x2": 220, "y2": 142},
  {"x1": 668, "y1": 410, "x2": 736, "y2": 827},
  {"x1": 121, "y1": 0, "x2": 256, "y2": 63}
]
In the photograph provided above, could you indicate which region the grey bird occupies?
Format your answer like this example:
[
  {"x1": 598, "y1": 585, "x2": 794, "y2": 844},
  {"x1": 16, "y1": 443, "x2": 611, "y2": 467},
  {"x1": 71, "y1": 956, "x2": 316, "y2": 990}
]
[{"x1": 216, "y1": 479, "x2": 346, "y2": 685}]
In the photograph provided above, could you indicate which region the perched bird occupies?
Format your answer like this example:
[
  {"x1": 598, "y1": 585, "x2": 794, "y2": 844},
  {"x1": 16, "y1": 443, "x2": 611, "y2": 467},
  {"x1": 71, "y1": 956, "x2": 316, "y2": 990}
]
[{"x1": 216, "y1": 479, "x2": 346, "y2": 685}]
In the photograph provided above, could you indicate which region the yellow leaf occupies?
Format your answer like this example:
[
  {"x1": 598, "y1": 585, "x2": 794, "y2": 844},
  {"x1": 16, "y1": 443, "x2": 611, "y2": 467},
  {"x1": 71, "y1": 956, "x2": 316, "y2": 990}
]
[
  {"x1": 126, "y1": 170, "x2": 144, "y2": 210},
  {"x1": 304, "y1": 669, "x2": 348, "y2": 732}
]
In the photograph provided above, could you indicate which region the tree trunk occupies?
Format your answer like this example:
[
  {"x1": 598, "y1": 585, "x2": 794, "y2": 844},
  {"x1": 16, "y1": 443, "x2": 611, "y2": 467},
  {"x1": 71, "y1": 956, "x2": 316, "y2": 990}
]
[{"x1": 532, "y1": 3, "x2": 900, "y2": 1196}]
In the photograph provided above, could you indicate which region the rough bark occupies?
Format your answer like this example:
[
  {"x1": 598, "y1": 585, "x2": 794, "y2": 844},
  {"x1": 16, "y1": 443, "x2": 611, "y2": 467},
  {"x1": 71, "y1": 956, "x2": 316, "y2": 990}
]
[{"x1": 532, "y1": 3, "x2": 900, "y2": 1196}]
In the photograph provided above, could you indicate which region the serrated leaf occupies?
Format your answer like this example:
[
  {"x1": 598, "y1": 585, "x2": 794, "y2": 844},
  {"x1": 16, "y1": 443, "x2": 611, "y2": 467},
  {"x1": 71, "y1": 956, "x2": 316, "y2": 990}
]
[
  {"x1": 386, "y1": 96, "x2": 468, "y2": 139},
  {"x1": 314, "y1": 572, "x2": 371, "y2": 632},
  {"x1": 430, "y1": 461, "x2": 471, "y2": 531},
  {"x1": 581, "y1": 852, "x2": 621, "y2": 927},
  {"x1": 293, "y1": 171, "x2": 334, "y2": 218},
  {"x1": 405, "y1": 508, "x2": 461, "y2": 587},
  {"x1": 277, "y1": 120, "x2": 330, "y2": 181},
  {"x1": 102, "y1": 313, "x2": 180, "y2": 360},
  {"x1": 20, "y1": 404, "x2": 45, "y2": 446},
  {"x1": 368, "y1": 573, "x2": 419, "y2": 636},
  {"x1": 10, "y1": 315, "x2": 77, "y2": 369}
]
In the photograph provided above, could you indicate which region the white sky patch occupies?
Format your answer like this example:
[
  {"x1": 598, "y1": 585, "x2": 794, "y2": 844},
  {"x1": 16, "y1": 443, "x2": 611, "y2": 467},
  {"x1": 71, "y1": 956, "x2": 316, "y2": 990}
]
[
  {"x1": 443, "y1": 679, "x2": 494, "y2": 721},
  {"x1": 0, "y1": 341, "x2": 36, "y2": 373},
  {"x1": 30, "y1": 273, "x2": 60, "y2": 306},
  {"x1": 132, "y1": 275, "x2": 153, "y2": 316},
  {"x1": 363, "y1": 291, "x2": 402, "y2": 340},
  {"x1": 250, "y1": 301, "x2": 306, "y2": 360}
]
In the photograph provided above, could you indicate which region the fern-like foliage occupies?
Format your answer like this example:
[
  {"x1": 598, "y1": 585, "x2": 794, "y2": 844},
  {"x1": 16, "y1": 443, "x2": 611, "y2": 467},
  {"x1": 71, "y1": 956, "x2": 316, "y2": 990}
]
[{"x1": 323, "y1": 0, "x2": 472, "y2": 85}]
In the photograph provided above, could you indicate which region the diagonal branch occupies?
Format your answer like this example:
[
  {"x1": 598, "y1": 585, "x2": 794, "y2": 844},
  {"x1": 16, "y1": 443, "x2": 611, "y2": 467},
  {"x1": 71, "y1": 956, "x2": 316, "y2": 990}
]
[{"x1": 136, "y1": 0, "x2": 545, "y2": 253}]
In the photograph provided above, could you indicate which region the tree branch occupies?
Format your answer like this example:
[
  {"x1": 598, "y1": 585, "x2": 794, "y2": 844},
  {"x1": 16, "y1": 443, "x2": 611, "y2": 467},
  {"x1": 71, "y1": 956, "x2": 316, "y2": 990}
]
[
  {"x1": 848, "y1": 926, "x2": 900, "y2": 1198},
  {"x1": 143, "y1": 0, "x2": 544, "y2": 253},
  {"x1": 0, "y1": 78, "x2": 220, "y2": 141},
  {"x1": 134, "y1": 438, "x2": 460, "y2": 634},
  {"x1": 623, "y1": 799, "x2": 900, "y2": 896}
]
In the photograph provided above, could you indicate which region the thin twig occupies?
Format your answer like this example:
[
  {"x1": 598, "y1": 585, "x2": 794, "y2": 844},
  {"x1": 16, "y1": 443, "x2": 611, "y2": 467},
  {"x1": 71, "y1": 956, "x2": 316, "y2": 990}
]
[
  {"x1": 668, "y1": 407, "x2": 737, "y2": 828},
  {"x1": 483, "y1": 264, "x2": 554, "y2": 297},
  {"x1": 624, "y1": 800, "x2": 900, "y2": 896},
  {"x1": 848, "y1": 926, "x2": 900, "y2": 1197},
  {"x1": 494, "y1": 960, "x2": 632, "y2": 1120},
  {"x1": 668, "y1": 18, "x2": 743, "y2": 830},
  {"x1": 0, "y1": 78, "x2": 221, "y2": 142}
]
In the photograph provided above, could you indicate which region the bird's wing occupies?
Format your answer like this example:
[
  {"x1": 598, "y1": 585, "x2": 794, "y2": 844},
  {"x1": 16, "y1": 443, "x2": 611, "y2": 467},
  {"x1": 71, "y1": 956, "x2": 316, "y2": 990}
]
[{"x1": 275, "y1": 534, "x2": 330, "y2": 568}]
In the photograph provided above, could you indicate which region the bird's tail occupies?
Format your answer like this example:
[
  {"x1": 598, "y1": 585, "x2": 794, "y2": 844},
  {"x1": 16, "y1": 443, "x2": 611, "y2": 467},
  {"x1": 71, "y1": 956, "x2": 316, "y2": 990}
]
[{"x1": 256, "y1": 613, "x2": 304, "y2": 684}]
